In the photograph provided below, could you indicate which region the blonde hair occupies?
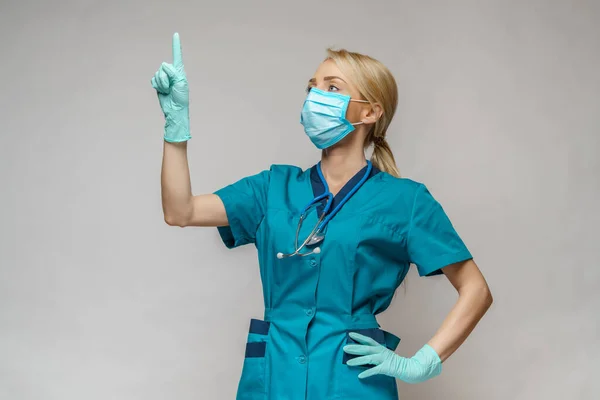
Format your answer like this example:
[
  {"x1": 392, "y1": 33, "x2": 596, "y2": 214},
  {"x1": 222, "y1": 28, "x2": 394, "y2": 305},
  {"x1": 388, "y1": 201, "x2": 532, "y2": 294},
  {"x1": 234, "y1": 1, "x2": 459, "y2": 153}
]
[{"x1": 326, "y1": 48, "x2": 401, "y2": 177}]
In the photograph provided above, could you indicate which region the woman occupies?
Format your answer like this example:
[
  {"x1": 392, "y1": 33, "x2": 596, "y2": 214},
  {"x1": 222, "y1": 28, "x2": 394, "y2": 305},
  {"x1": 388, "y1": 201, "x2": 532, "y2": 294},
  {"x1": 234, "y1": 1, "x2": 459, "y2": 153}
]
[{"x1": 152, "y1": 33, "x2": 493, "y2": 400}]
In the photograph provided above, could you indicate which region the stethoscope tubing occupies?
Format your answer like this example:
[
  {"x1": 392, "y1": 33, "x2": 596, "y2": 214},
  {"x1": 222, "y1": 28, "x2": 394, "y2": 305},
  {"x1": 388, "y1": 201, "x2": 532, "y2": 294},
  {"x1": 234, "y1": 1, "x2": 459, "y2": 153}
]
[{"x1": 277, "y1": 161, "x2": 373, "y2": 259}]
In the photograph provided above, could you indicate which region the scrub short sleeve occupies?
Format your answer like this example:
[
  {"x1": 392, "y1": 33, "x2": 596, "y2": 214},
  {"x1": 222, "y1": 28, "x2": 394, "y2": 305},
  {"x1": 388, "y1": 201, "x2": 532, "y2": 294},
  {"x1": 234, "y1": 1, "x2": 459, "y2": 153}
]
[
  {"x1": 213, "y1": 169, "x2": 270, "y2": 249},
  {"x1": 407, "y1": 184, "x2": 472, "y2": 277}
]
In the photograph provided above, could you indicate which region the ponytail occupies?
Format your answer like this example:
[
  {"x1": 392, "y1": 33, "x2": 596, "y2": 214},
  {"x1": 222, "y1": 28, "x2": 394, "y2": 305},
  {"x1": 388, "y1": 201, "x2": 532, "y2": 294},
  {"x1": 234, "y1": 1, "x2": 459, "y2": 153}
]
[{"x1": 370, "y1": 136, "x2": 400, "y2": 177}]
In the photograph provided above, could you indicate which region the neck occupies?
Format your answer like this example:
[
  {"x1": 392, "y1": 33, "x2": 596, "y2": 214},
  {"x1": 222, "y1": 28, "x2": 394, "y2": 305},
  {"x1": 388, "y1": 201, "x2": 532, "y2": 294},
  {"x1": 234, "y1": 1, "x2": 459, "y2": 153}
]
[{"x1": 320, "y1": 144, "x2": 367, "y2": 186}]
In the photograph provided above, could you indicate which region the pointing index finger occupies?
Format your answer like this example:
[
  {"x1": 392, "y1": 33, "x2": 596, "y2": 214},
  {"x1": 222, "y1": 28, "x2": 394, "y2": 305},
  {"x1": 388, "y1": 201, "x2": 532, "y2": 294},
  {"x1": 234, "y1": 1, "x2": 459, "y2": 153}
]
[{"x1": 172, "y1": 32, "x2": 183, "y2": 70}]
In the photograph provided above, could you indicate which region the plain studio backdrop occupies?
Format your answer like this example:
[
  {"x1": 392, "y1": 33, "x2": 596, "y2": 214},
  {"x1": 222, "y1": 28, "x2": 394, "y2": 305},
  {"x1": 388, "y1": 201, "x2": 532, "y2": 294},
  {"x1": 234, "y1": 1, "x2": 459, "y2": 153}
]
[{"x1": 1, "y1": 0, "x2": 598, "y2": 399}]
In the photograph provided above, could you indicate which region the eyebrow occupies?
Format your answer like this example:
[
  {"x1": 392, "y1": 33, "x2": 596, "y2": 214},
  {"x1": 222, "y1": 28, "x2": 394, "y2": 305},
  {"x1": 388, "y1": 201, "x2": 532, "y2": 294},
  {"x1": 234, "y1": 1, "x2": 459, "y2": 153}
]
[{"x1": 308, "y1": 76, "x2": 347, "y2": 84}]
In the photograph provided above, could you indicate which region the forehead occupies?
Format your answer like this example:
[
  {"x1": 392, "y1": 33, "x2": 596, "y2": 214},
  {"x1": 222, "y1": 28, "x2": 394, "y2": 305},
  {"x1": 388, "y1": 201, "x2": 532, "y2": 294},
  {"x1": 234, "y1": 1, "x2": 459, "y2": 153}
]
[{"x1": 311, "y1": 58, "x2": 347, "y2": 80}]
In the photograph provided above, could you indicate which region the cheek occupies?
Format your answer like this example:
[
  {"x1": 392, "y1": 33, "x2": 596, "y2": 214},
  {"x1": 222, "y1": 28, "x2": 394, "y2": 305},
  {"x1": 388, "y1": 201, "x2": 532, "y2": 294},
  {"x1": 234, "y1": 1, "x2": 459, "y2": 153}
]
[{"x1": 345, "y1": 103, "x2": 363, "y2": 122}]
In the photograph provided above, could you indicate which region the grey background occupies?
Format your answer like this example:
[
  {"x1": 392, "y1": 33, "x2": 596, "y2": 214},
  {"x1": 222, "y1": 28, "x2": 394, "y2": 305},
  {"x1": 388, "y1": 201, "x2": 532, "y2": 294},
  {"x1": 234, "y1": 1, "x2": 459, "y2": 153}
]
[{"x1": 1, "y1": 0, "x2": 598, "y2": 399}]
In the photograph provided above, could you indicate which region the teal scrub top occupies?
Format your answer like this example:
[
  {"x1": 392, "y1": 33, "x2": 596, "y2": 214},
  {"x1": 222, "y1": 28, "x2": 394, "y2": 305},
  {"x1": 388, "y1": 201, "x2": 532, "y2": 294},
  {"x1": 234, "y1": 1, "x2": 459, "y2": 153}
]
[{"x1": 214, "y1": 163, "x2": 472, "y2": 400}]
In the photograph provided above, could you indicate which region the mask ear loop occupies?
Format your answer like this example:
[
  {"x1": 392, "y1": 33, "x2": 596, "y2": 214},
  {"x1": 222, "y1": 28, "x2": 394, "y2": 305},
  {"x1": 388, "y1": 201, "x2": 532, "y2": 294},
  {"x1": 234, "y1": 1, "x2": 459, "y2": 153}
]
[{"x1": 349, "y1": 98, "x2": 369, "y2": 126}]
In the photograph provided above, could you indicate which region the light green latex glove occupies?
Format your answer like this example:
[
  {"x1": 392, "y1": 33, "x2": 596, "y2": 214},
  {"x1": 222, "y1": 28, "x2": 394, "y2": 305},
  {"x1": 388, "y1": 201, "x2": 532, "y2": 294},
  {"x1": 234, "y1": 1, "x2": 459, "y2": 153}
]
[
  {"x1": 343, "y1": 332, "x2": 442, "y2": 383},
  {"x1": 151, "y1": 32, "x2": 191, "y2": 142}
]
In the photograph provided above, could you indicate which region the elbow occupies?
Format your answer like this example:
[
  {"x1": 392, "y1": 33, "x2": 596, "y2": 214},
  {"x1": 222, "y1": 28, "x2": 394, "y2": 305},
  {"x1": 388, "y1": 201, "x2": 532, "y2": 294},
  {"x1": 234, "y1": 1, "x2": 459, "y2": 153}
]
[
  {"x1": 164, "y1": 213, "x2": 189, "y2": 227},
  {"x1": 162, "y1": 198, "x2": 194, "y2": 227},
  {"x1": 486, "y1": 289, "x2": 494, "y2": 309},
  {"x1": 481, "y1": 285, "x2": 493, "y2": 310},
  {"x1": 460, "y1": 281, "x2": 493, "y2": 310}
]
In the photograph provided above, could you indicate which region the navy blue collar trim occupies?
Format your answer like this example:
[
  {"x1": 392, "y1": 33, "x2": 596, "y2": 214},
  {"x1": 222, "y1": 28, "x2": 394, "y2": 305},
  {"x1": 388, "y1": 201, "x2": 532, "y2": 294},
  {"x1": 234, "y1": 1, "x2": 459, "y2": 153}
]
[{"x1": 310, "y1": 163, "x2": 380, "y2": 215}]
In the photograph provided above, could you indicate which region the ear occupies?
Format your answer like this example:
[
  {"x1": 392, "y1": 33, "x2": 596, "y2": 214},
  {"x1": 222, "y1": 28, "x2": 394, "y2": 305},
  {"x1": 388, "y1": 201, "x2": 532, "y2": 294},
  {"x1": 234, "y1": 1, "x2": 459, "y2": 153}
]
[{"x1": 361, "y1": 103, "x2": 383, "y2": 125}]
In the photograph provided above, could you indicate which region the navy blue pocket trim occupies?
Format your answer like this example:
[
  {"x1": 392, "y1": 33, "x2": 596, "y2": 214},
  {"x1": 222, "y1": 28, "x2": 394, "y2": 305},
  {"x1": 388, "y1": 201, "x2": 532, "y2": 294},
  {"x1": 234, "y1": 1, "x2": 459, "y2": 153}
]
[
  {"x1": 249, "y1": 318, "x2": 270, "y2": 335},
  {"x1": 383, "y1": 330, "x2": 401, "y2": 351},
  {"x1": 343, "y1": 328, "x2": 396, "y2": 365},
  {"x1": 245, "y1": 341, "x2": 267, "y2": 358}
]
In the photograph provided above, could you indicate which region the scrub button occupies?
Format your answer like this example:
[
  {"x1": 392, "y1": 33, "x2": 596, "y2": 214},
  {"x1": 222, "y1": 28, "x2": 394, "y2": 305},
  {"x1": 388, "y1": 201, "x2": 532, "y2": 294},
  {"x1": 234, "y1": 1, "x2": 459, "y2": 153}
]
[
  {"x1": 305, "y1": 309, "x2": 314, "y2": 317},
  {"x1": 309, "y1": 259, "x2": 317, "y2": 267},
  {"x1": 298, "y1": 355, "x2": 306, "y2": 364}
]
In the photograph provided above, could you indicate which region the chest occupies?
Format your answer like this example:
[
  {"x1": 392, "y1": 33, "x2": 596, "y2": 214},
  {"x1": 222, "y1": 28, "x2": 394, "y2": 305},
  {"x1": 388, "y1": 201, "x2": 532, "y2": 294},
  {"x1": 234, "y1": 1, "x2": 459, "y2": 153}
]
[{"x1": 256, "y1": 206, "x2": 409, "y2": 302}]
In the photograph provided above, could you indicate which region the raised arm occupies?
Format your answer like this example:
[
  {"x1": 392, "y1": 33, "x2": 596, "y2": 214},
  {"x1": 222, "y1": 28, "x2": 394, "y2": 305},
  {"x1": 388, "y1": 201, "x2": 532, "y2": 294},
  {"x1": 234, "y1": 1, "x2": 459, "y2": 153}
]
[
  {"x1": 160, "y1": 142, "x2": 227, "y2": 227},
  {"x1": 152, "y1": 33, "x2": 227, "y2": 228}
]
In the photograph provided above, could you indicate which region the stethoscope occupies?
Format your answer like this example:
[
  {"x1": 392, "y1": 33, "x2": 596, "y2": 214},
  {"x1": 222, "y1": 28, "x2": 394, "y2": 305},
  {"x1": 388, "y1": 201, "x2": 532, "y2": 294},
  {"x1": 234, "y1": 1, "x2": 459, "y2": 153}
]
[{"x1": 276, "y1": 161, "x2": 373, "y2": 259}]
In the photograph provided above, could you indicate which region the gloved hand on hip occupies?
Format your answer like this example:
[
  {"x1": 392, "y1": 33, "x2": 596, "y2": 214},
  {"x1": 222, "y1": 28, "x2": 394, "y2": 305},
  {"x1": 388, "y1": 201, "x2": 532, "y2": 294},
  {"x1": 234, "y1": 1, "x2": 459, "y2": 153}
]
[
  {"x1": 343, "y1": 332, "x2": 442, "y2": 383},
  {"x1": 151, "y1": 32, "x2": 191, "y2": 142}
]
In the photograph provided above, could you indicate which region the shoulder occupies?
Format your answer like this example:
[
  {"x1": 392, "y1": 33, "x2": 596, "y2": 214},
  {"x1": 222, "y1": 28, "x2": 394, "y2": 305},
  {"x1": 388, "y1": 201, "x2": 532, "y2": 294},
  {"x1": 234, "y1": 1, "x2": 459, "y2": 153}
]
[
  {"x1": 266, "y1": 163, "x2": 304, "y2": 174},
  {"x1": 233, "y1": 164, "x2": 303, "y2": 182},
  {"x1": 380, "y1": 173, "x2": 423, "y2": 190},
  {"x1": 265, "y1": 164, "x2": 309, "y2": 182},
  {"x1": 378, "y1": 172, "x2": 426, "y2": 203}
]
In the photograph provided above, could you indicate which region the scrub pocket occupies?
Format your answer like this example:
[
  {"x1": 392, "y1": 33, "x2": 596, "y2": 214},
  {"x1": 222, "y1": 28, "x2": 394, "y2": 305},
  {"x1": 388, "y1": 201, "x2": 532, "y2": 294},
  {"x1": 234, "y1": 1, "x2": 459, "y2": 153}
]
[
  {"x1": 236, "y1": 319, "x2": 270, "y2": 400},
  {"x1": 337, "y1": 327, "x2": 401, "y2": 400}
]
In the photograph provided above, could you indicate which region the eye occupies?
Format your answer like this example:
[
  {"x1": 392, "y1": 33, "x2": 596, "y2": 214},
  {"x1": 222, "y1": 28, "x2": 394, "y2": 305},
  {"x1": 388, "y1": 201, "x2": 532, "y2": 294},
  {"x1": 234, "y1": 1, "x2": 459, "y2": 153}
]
[
  {"x1": 328, "y1": 85, "x2": 339, "y2": 92},
  {"x1": 306, "y1": 86, "x2": 313, "y2": 94}
]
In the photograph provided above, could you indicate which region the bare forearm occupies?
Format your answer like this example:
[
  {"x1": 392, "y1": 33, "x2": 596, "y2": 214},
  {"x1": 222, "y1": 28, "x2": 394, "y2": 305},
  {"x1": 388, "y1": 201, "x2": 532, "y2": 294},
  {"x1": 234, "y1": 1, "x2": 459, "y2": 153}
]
[
  {"x1": 161, "y1": 141, "x2": 193, "y2": 225},
  {"x1": 427, "y1": 282, "x2": 493, "y2": 362}
]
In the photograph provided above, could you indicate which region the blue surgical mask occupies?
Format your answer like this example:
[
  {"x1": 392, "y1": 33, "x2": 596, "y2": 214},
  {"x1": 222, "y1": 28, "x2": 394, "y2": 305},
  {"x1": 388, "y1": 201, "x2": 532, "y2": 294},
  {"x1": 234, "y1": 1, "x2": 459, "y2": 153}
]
[{"x1": 300, "y1": 87, "x2": 369, "y2": 149}]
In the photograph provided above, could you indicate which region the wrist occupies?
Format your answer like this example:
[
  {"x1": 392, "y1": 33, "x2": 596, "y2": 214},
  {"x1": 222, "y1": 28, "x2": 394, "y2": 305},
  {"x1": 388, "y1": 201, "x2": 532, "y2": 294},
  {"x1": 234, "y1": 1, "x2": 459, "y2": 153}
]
[
  {"x1": 393, "y1": 344, "x2": 442, "y2": 384},
  {"x1": 420, "y1": 344, "x2": 442, "y2": 365},
  {"x1": 164, "y1": 108, "x2": 191, "y2": 142},
  {"x1": 414, "y1": 344, "x2": 443, "y2": 380}
]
